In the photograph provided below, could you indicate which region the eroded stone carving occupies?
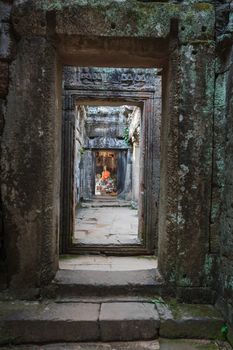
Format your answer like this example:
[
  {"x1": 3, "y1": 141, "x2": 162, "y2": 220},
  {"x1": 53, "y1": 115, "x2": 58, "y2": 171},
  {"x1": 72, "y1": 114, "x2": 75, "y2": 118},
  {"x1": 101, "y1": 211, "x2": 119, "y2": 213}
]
[{"x1": 64, "y1": 67, "x2": 159, "y2": 91}]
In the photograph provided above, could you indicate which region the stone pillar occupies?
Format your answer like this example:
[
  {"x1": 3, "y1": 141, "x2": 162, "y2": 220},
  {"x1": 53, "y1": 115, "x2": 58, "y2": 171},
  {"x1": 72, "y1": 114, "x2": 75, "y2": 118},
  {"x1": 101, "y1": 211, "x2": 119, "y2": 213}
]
[
  {"x1": 176, "y1": 43, "x2": 215, "y2": 291},
  {"x1": 83, "y1": 150, "x2": 94, "y2": 200},
  {"x1": 150, "y1": 94, "x2": 161, "y2": 254},
  {"x1": 118, "y1": 149, "x2": 132, "y2": 200},
  {"x1": 1, "y1": 37, "x2": 61, "y2": 294},
  {"x1": 117, "y1": 150, "x2": 127, "y2": 194},
  {"x1": 132, "y1": 143, "x2": 140, "y2": 203},
  {"x1": 158, "y1": 41, "x2": 215, "y2": 298}
]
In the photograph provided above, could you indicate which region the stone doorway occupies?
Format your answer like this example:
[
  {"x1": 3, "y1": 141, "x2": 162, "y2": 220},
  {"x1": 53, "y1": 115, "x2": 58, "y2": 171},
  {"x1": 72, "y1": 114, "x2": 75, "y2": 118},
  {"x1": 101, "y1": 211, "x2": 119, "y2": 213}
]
[
  {"x1": 1, "y1": 1, "x2": 217, "y2": 303},
  {"x1": 72, "y1": 104, "x2": 144, "y2": 248},
  {"x1": 60, "y1": 67, "x2": 161, "y2": 255}
]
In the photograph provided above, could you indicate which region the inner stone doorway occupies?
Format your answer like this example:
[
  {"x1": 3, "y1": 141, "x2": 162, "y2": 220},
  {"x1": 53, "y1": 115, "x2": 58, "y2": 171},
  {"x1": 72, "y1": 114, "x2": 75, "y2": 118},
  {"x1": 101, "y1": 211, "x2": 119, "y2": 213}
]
[
  {"x1": 73, "y1": 105, "x2": 141, "y2": 247},
  {"x1": 60, "y1": 67, "x2": 161, "y2": 255}
]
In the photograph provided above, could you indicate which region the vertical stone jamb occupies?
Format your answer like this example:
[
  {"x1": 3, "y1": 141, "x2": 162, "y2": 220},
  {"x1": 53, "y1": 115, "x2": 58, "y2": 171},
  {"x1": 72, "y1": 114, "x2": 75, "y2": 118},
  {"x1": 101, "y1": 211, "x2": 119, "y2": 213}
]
[
  {"x1": 158, "y1": 48, "x2": 180, "y2": 286},
  {"x1": 60, "y1": 92, "x2": 76, "y2": 253},
  {"x1": 152, "y1": 80, "x2": 162, "y2": 255},
  {"x1": 176, "y1": 43, "x2": 215, "y2": 290},
  {"x1": 1, "y1": 36, "x2": 61, "y2": 292}
]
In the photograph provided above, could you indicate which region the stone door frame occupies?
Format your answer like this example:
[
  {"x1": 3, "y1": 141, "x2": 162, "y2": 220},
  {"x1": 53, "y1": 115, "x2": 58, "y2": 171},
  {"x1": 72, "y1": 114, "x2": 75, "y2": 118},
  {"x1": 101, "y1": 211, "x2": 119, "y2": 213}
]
[
  {"x1": 1, "y1": 2, "x2": 216, "y2": 300},
  {"x1": 61, "y1": 89, "x2": 161, "y2": 255}
]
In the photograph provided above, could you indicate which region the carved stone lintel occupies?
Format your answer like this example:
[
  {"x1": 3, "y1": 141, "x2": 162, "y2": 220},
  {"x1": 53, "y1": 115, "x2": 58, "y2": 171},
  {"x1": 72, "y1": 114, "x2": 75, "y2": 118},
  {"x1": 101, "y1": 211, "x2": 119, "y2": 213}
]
[
  {"x1": 85, "y1": 137, "x2": 129, "y2": 150},
  {"x1": 63, "y1": 67, "x2": 160, "y2": 92}
]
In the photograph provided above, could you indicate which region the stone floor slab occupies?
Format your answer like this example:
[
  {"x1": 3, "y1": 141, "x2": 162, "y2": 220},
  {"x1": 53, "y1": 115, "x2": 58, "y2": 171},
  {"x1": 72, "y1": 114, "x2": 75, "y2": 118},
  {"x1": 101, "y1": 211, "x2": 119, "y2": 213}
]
[
  {"x1": 99, "y1": 302, "x2": 160, "y2": 341},
  {"x1": 0, "y1": 340, "x2": 232, "y2": 350},
  {"x1": 1, "y1": 340, "x2": 232, "y2": 350},
  {"x1": 0, "y1": 301, "x2": 100, "y2": 345},
  {"x1": 74, "y1": 206, "x2": 139, "y2": 245},
  {"x1": 0, "y1": 340, "x2": 160, "y2": 349}
]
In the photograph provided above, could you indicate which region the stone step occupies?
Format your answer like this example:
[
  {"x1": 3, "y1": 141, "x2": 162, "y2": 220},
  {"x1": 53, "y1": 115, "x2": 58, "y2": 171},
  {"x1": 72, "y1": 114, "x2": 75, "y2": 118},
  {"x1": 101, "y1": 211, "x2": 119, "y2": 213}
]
[
  {"x1": 0, "y1": 300, "x2": 225, "y2": 346},
  {"x1": 0, "y1": 301, "x2": 159, "y2": 345},
  {"x1": 51, "y1": 268, "x2": 165, "y2": 298}
]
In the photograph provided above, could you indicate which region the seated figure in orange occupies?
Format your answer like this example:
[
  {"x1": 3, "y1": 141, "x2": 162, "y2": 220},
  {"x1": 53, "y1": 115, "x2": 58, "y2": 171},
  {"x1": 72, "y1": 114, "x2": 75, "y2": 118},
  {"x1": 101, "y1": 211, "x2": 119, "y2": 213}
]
[{"x1": 101, "y1": 166, "x2": 110, "y2": 180}]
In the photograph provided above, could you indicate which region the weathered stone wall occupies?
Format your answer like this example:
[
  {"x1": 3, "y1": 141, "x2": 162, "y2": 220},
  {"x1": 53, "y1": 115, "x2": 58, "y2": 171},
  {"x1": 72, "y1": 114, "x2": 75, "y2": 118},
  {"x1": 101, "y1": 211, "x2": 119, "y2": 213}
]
[{"x1": 215, "y1": 2, "x2": 233, "y2": 337}]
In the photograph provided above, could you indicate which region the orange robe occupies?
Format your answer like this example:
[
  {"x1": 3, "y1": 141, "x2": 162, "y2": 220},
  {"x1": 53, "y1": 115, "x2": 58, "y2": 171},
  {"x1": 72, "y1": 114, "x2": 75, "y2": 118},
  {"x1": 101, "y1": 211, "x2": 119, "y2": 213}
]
[{"x1": 102, "y1": 170, "x2": 110, "y2": 180}]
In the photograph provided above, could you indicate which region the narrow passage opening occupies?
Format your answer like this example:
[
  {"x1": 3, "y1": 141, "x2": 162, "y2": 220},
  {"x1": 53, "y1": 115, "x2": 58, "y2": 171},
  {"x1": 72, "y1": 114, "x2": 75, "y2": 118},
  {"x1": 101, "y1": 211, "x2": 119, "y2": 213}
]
[{"x1": 74, "y1": 104, "x2": 142, "y2": 246}]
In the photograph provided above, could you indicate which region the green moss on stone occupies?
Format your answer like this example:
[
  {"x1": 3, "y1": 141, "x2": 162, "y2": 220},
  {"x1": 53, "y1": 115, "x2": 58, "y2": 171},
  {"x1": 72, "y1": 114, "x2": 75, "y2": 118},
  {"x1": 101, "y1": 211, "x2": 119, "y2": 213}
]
[
  {"x1": 41, "y1": 0, "x2": 63, "y2": 10},
  {"x1": 195, "y1": 342, "x2": 219, "y2": 350},
  {"x1": 167, "y1": 301, "x2": 223, "y2": 320},
  {"x1": 178, "y1": 275, "x2": 192, "y2": 287},
  {"x1": 204, "y1": 255, "x2": 213, "y2": 276},
  {"x1": 167, "y1": 269, "x2": 176, "y2": 284},
  {"x1": 187, "y1": 40, "x2": 214, "y2": 45},
  {"x1": 193, "y1": 3, "x2": 213, "y2": 11}
]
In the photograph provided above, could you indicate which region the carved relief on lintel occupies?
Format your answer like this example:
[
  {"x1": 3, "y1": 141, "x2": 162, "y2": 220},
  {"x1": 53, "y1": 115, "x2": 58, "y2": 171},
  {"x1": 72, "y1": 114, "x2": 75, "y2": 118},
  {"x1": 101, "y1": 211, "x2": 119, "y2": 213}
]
[{"x1": 63, "y1": 67, "x2": 161, "y2": 92}]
